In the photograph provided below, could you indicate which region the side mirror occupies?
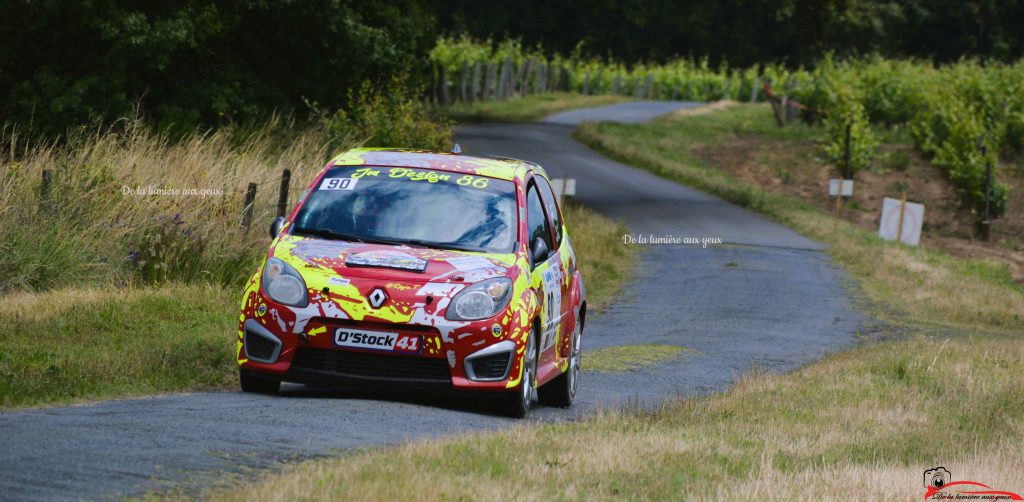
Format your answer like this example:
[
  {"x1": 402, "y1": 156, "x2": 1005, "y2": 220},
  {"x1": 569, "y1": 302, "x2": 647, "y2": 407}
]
[
  {"x1": 530, "y1": 237, "x2": 549, "y2": 266},
  {"x1": 269, "y1": 216, "x2": 286, "y2": 238}
]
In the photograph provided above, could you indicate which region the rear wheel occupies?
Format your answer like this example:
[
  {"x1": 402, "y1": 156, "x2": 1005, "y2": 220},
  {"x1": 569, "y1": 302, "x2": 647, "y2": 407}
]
[
  {"x1": 496, "y1": 328, "x2": 537, "y2": 418},
  {"x1": 239, "y1": 367, "x2": 281, "y2": 395},
  {"x1": 538, "y1": 319, "x2": 581, "y2": 408}
]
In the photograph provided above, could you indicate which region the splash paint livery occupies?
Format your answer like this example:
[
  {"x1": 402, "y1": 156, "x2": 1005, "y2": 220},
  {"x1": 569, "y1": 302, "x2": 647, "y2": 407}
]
[{"x1": 237, "y1": 148, "x2": 586, "y2": 417}]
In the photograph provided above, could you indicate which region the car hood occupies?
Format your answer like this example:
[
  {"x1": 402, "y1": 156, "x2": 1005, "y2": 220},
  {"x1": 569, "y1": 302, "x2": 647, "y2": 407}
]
[{"x1": 271, "y1": 233, "x2": 517, "y2": 284}]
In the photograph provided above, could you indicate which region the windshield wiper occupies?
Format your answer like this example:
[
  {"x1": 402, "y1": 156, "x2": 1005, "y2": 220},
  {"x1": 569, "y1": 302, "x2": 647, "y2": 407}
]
[
  {"x1": 291, "y1": 226, "x2": 361, "y2": 242},
  {"x1": 397, "y1": 239, "x2": 482, "y2": 253},
  {"x1": 291, "y1": 227, "x2": 400, "y2": 246}
]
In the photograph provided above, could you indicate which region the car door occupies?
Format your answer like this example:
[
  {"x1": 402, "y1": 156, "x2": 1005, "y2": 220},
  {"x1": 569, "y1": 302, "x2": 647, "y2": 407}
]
[
  {"x1": 525, "y1": 179, "x2": 563, "y2": 365},
  {"x1": 534, "y1": 175, "x2": 572, "y2": 358}
]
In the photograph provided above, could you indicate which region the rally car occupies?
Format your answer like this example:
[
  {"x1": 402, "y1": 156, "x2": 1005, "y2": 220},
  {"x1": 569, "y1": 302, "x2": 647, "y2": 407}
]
[{"x1": 236, "y1": 147, "x2": 586, "y2": 417}]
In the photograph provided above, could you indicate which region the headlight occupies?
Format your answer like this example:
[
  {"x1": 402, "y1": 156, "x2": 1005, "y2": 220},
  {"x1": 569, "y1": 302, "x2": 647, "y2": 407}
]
[
  {"x1": 261, "y1": 257, "x2": 309, "y2": 307},
  {"x1": 446, "y1": 277, "x2": 513, "y2": 321}
]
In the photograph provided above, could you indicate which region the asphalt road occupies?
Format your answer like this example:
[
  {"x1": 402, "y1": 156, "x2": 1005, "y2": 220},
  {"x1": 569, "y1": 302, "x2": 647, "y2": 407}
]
[{"x1": 0, "y1": 102, "x2": 866, "y2": 500}]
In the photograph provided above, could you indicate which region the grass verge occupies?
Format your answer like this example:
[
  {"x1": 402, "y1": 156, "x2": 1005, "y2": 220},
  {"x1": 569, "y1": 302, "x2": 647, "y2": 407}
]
[
  {"x1": 561, "y1": 199, "x2": 635, "y2": 311},
  {"x1": 200, "y1": 101, "x2": 1024, "y2": 501},
  {"x1": 444, "y1": 92, "x2": 630, "y2": 123},
  {"x1": 0, "y1": 201, "x2": 632, "y2": 410},
  {"x1": 0, "y1": 284, "x2": 237, "y2": 409},
  {"x1": 209, "y1": 335, "x2": 1023, "y2": 500},
  {"x1": 585, "y1": 344, "x2": 689, "y2": 373}
]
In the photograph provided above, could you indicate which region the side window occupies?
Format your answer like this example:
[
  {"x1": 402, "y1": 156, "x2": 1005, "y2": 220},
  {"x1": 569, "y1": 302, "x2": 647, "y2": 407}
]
[
  {"x1": 526, "y1": 183, "x2": 554, "y2": 261},
  {"x1": 534, "y1": 176, "x2": 563, "y2": 246}
]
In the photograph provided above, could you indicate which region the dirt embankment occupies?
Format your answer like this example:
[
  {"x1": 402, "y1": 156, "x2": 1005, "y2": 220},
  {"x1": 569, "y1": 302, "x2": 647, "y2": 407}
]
[{"x1": 692, "y1": 131, "x2": 1024, "y2": 283}]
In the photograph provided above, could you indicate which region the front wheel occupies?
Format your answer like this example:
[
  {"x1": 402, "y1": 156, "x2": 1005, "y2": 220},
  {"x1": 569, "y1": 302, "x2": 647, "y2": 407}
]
[
  {"x1": 239, "y1": 367, "x2": 281, "y2": 395},
  {"x1": 538, "y1": 320, "x2": 581, "y2": 408},
  {"x1": 496, "y1": 328, "x2": 538, "y2": 418}
]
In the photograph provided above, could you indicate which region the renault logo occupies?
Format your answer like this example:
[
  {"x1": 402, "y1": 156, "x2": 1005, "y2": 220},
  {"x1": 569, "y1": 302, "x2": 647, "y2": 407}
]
[{"x1": 368, "y1": 287, "x2": 388, "y2": 309}]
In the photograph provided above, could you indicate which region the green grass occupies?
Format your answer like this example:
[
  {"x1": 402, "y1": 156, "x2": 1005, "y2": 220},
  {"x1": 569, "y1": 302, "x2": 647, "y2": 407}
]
[
  {"x1": 209, "y1": 334, "x2": 1024, "y2": 501},
  {"x1": 0, "y1": 284, "x2": 238, "y2": 409},
  {"x1": 444, "y1": 92, "x2": 630, "y2": 123},
  {"x1": 561, "y1": 199, "x2": 636, "y2": 311},
  {"x1": 199, "y1": 101, "x2": 1024, "y2": 502},
  {"x1": 584, "y1": 344, "x2": 689, "y2": 372}
]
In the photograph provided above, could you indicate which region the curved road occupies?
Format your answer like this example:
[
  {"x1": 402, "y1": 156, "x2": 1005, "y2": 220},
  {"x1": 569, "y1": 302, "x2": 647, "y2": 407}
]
[{"x1": 0, "y1": 102, "x2": 866, "y2": 500}]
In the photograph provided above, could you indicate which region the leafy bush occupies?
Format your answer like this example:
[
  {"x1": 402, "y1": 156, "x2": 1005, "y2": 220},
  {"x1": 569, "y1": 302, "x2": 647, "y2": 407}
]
[
  {"x1": 912, "y1": 94, "x2": 1009, "y2": 217},
  {"x1": 322, "y1": 79, "x2": 452, "y2": 151},
  {"x1": 822, "y1": 83, "x2": 878, "y2": 176}
]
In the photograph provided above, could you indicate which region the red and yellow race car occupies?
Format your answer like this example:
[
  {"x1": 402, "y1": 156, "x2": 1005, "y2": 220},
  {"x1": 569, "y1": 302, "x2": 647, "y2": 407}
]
[{"x1": 236, "y1": 148, "x2": 586, "y2": 417}]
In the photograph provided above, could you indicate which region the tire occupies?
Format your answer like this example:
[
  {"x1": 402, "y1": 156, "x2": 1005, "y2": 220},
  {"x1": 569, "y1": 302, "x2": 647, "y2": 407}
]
[
  {"x1": 538, "y1": 319, "x2": 581, "y2": 408},
  {"x1": 239, "y1": 367, "x2": 281, "y2": 395},
  {"x1": 496, "y1": 327, "x2": 538, "y2": 418}
]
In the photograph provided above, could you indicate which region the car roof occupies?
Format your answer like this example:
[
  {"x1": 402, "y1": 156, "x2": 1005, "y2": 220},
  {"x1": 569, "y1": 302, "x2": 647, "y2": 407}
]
[{"x1": 328, "y1": 148, "x2": 548, "y2": 183}]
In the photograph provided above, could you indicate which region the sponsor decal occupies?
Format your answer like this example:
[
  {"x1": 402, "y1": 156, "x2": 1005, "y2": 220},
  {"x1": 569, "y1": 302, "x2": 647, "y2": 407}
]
[
  {"x1": 446, "y1": 255, "x2": 494, "y2": 271},
  {"x1": 334, "y1": 328, "x2": 421, "y2": 354},
  {"x1": 256, "y1": 304, "x2": 267, "y2": 316},
  {"x1": 290, "y1": 237, "x2": 357, "y2": 262},
  {"x1": 319, "y1": 177, "x2": 359, "y2": 191},
  {"x1": 388, "y1": 167, "x2": 451, "y2": 183},
  {"x1": 327, "y1": 277, "x2": 350, "y2": 287},
  {"x1": 923, "y1": 467, "x2": 1022, "y2": 500},
  {"x1": 346, "y1": 250, "x2": 428, "y2": 272}
]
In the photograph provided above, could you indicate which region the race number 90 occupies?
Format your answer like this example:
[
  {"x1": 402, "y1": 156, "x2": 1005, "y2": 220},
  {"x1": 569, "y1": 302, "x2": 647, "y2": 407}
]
[{"x1": 320, "y1": 178, "x2": 359, "y2": 191}]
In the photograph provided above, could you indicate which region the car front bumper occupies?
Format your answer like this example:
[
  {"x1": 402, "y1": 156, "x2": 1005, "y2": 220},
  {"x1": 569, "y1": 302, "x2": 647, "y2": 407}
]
[{"x1": 238, "y1": 314, "x2": 525, "y2": 393}]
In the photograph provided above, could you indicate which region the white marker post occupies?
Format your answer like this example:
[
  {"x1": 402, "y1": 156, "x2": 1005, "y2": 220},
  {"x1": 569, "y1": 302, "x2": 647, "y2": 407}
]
[
  {"x1": 829, "y1": 179, "x2": 854, "y2": 229},
  {"x1": 550, "y1": 178, "x2": 576, "y2": 204},
  {"x1": 879, "y1": 194, "x2": 924, "y2": 246}
]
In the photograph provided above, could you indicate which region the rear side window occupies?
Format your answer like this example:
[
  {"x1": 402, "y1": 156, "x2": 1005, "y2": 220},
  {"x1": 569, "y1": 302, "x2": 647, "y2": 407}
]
[
  {"x1": 534, "y1": 176, "x2": 563, "y2": 246},
  {"x1": 526, "y1": 183, "x2": 554, "y2": 260}
]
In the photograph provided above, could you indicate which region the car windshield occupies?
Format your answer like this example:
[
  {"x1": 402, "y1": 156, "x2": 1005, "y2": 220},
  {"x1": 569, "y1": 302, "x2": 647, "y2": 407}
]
[{"x1": 292, "y1": 166, "x2": 518, "y2": 253}]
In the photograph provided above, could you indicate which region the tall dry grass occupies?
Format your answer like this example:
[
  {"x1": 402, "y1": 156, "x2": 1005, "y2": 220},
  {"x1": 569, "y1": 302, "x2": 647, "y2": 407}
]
[
  {"x1": 0, "y1": 89, "x2": 453, "y2": 292},
  {"x1": 0, "y1": 118, "x2": 335, "y2": 291}
]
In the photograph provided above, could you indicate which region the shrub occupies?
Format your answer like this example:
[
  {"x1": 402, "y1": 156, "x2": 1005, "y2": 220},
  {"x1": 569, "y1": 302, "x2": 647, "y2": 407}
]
[{"x1": 822, "y1": 83, "x2": 878, "y2": 176}]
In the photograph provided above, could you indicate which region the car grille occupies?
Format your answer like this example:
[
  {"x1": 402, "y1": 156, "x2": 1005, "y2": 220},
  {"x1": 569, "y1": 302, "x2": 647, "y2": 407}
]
[
  {"x1": 244, "y1": 329, "x2": 278, "y2": 362},
  {"x1": 468, "y1": 352, "x2": 512, "y2": 380},
  {"x1": 291, "y1": 348, "x2": 451, "y2": 382}
]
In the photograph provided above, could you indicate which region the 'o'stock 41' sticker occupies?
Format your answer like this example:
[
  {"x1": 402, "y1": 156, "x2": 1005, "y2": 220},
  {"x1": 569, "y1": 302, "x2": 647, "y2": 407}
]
[{"x1": 319, "y1": 177, "x2": 359, "y2": 191}]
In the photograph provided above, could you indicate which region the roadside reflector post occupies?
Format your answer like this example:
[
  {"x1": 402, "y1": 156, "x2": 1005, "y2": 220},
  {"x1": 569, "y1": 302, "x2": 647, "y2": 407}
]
[
  {"x1": 552, "y1": 178, "x2": 576, "y2": 205},
  {"x1": 277, "y1": 169, "x2": 291, "y2": 218},
  {"x1": 829, "y1": 179, "x2": 854, "y2": 230},
  {"x1": 242, "y1": 182, "x2": 257, "y2": 233},
  {"x1": 832, "y1": 123, "x2": 855, "y2": 230}
]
